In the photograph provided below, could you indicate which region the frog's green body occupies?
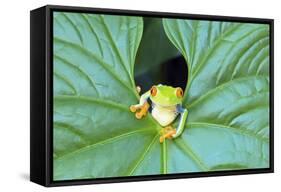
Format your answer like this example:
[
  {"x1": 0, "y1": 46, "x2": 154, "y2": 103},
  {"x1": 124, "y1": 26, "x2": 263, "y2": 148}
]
[{"x1": 130, "y1": 84, "x2": 188, "y2": 143}]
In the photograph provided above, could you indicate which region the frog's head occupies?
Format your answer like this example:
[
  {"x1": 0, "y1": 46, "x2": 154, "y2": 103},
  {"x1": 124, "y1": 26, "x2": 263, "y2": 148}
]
[{"x1": 149, "y1": 84, "x2": 184, "y2": 107}]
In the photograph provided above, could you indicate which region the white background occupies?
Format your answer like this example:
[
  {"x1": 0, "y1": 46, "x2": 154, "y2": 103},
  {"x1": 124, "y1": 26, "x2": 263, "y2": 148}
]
[{"x1": 0, "y1": 0, "x2": 279, "y2": 191}]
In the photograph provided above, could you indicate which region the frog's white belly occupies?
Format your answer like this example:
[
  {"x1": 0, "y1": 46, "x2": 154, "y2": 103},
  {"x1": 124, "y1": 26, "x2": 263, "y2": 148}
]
[{"x1": 151, "y1": 104, "x2": 178, "y2": 127}]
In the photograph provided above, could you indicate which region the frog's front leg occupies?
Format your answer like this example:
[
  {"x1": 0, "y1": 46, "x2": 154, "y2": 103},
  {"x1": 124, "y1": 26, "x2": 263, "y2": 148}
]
[
  {"x1": 159, "y1": 106, "x2": 188, "y2": 143},
  {"x1": 130, "y1": 91, "x2": 150, "y2": 119},
  {"x1": 173, "y1": 105, "x2": 188, "y2": 138}
]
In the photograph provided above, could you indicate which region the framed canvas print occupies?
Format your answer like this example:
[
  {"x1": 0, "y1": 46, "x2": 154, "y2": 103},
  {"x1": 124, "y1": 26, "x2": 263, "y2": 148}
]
[{"x1": 30, "y1": 5, "x2": 274, "y2": 187}]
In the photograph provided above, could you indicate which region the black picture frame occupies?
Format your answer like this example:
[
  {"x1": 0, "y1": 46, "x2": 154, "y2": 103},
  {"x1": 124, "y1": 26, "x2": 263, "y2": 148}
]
[{"x1": 30, "y1": 4, "x2": 274, "y2": 187}]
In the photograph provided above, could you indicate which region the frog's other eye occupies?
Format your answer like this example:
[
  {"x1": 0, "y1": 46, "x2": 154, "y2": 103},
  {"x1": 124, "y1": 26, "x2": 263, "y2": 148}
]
[
  {"x1": 176, "y1": 87, "x2": 183, "y2": 98},
  {"x1": 150, "y1": 86, "x2": 157, "y2": 97}
]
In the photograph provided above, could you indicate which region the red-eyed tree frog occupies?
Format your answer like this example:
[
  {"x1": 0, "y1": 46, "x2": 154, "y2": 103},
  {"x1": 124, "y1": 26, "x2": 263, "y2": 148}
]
[{"x1": 130, "y1": 84, "x2": 188, "y2": 143}]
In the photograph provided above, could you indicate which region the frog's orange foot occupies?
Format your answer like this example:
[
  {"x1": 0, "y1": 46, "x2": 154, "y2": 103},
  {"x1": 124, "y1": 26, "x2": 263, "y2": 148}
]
[
  {"x1": 129, "y1": 102, "x2": 150, "y2": 119},
  {"x1": 159, "y1": 126, "x2": 176, "y2": 143}
]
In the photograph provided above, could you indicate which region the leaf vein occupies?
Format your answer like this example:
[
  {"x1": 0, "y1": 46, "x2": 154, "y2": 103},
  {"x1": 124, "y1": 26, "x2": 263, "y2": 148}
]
[
  {"x1": 175, "y1": 138, "x2": 210, "y2": 171},
  {"x1": 187, "y1": 75, "x2": 269, "y2": 108},
  {"x1": 81, "y1": 14, "x2": 104, "y2": 57},
  {"x1": 54, "y1": 37, "x2": 137, "y2": 97},
  {"x1": 55, "y1": 128, "x2": 156, "y2": 161},
  {"x1": 54, "y1": 71, "x2": 77, "y2": 95},
  {"x1": 187, "y1": 122, "x2": 269, "y2": 142},
  {"x1": 127, "y1": 134, "x2": 158, "y2": 176},
  {"x1": 54, "y1": 54, "x2": 99, "y2": 95},
  {"x1": 98, "y1": 16, "x2": 134, "y2": 85},
  {"x1": 61, "y1": 13, "x2": 84, "y2": 45}
]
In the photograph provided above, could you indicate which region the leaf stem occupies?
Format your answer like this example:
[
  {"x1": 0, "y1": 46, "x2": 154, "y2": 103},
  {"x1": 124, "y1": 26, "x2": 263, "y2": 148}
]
[{"x1": 161, "y1": 139, "x2": 168, "y2": 174}]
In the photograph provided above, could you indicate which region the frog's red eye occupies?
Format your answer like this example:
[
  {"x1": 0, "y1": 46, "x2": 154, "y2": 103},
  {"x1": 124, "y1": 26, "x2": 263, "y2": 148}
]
[
  {"x1": 150, "y1": 86, "x2": 157, "y2": 97},
  {"x1": 176, "y1": 87, "x2": 183, "y2": 98}
]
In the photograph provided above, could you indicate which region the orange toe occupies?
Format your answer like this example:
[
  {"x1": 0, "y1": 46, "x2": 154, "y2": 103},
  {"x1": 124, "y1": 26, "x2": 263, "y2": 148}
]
[
  {"x1": 130, "y1": 105, "x2": 137, "y2": 112},
  {"x1": 135, "y1": 112, "x2": 143, "y2": 119}
]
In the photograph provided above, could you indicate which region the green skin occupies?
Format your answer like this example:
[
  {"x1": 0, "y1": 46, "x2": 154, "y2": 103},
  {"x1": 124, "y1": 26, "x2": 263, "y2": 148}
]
[{"x1": 132, "y1": 84, "x2": 188, "y2": 139}]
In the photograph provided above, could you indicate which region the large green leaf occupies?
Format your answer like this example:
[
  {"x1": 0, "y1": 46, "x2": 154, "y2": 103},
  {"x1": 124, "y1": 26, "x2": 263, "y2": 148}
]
[
  {"x1": 163, "y1": 19, "x2": 270, "y2": 171},
  {"x1": 53, "y1": 12, "x2": 161, "y2": 180}
]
